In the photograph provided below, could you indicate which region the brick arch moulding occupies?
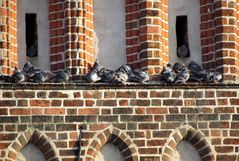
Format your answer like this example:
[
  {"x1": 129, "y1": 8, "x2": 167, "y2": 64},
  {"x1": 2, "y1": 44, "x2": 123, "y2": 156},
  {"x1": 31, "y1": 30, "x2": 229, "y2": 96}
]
[
  {"x1": 161, "y1": 125, "x2": 215, "y2": 161},
  {"x1": 85, "y1": 125, "x2": 139, "y2": 161},
  {"x1": 5, "y1": 127, "x2": 60, "y2": 161}
]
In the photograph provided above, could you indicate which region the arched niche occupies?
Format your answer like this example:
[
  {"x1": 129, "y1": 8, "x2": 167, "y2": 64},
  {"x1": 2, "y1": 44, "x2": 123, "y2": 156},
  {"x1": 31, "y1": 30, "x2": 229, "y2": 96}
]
[
  {"x1": 6, "y1": 128, "x2": 59, "y2": 161},
  {"x1": 171, "y1": 140, "x2": 201, "y2": 161},
  {"x1": 93, "y1": 0, "x2": 127, "y2": 70},
  {"x1": 16, "y1": 143, "x2": 45, "y2": 161},
  {"x1": 95, "y1": 143, "x2": 124, "y2": 161},
  {"x1": 168, "y1": 0, "x2": 202, "y2": 65},
  {"x1": 17, "y1": 0, "x2": 50, "y2": 71},
  {"x1": 85, "y1": 126, "x2": 138, "y2": 161},
  {"x1": 162, "y1": 125, "x2": 215, "y2": 161}
]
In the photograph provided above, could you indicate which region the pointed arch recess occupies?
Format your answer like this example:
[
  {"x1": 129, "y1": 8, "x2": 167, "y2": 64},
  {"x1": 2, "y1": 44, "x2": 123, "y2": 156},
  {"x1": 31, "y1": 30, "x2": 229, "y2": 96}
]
[
  {"x1": 162, "y1": 125, "x2": 215, "y2": 161},
  {"x1": 85, "y1": 125, "x2": 139, "y2": 161},
  {"x1": 5, "y1": 128, "x2": 60, "y2": 161}
]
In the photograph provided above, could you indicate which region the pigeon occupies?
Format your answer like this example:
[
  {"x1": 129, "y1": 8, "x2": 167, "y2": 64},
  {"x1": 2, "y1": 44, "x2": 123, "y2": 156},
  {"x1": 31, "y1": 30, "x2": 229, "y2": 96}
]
[
  {"x1": 129, "y1": 70, "x2": 149, "y2": 84},
  {"x1": 188, "y1": 61, "x2": 207, "y2": 82},
  {"x1": 0, "y1": 73, "x2": 12, "y2": 83},
  {"x1": 111, "y1": 71, "x2": 128, "y2": 85},
  {"x1": 188, "y1": 61, "x2": 203, "y2": 73},
  {"x1": 22, "y1": 61, "x2": 41, "y2": 78},
  {"x1": 205, "y1": 71, "x2": 222, "y2": 83},
  {"x1": 31, "y1": 71, "x2": 48, "y2": 83},
  {"x1": 173, "y1": 62, "x2": 185, "y2": 73},
  {"x1": 53, "y1": 69, "x2": 70, "y2": 83},
  {"x1": 98, "y1": 69, "x2": 115, "y2": 83},
  {"x1": 12, "y1": 67, "x2": 25, "y2": 83},
  {"x1": 92, "y1": 60, "x2": 104, "y2": 73},
  {"x1": 85, "y1": 71, "x2": 101, "y2": 83},
  {"x1": 177, "y1": 44, "x2": 189, "y2": 58},
  {"x1": 173, "y1": 63, "x2": 190, "y2": 85},
  {"x1": 160, "y1": 63, "x2": 176, "y2": 84},
  {"x1": 116, "y1": 64, "x2": 132, "y2": 75}
]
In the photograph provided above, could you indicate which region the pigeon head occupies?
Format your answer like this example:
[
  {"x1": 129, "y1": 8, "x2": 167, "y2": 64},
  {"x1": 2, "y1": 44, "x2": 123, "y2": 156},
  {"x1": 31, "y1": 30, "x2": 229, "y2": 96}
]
[
  {"x1": 117, "y1": 64, "x2": 132, "y2": 75},
  {"x1": 173, "y1": 62, "x2": 185, "y2": 73}
]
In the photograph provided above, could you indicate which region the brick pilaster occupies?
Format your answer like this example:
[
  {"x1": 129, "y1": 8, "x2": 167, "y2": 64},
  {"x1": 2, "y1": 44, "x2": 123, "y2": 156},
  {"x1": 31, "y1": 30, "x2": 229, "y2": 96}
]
[
  {"x1": 125, "y1": 0, "x2": 140, "y2": 69},
  {"x1": 213, "y1": 0, "x2": 239, "y2": 82},
  {"x1": 0, "y1": 0, "x2": 17, "y2": 75},
  {"x1": 200, "y1": 0, "x2": 215, "y2": 70},
  {"x1": 139, "y1": 0, "x2": 165, "y2": 77}
]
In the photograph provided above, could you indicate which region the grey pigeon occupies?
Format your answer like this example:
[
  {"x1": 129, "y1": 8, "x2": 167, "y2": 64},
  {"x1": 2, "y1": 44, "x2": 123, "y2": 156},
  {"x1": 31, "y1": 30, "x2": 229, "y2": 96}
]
[
  {"x1": 173, "y1": 63, "x2": 190, "y2": 85},
  {"x1": 22, "y1": 61, "x2": 41, "y2": 78},
  {"x1": 31, "y1": 71, "x2": 48, "y2": 83},
  {"x1": 85, "y1": 71, "x2": 101, "y2": 83},
  {"x1": 99, "y1": 69, "x2": 115, "y2": 83},
  {"x1": 12, "y1": 67, "x2": 25, "y2": 83},
  {"x1": 54, "y1": 69, "x2": 70, "y2": 83},
  {"x1": 160, "y1": 63, "x2": 176, "y2": 84},
  {"x1": 116, "y1": 64, "x2": 132, "y2": 75},
  {"x1": 111, "y1": 71, "x2": 128, "y2": 84},
  {"x1": 92, "y1": 60, "x2": 104, "y2": 73},
  {"x1": 177, "y1": 45, "x2": 189, "y2": 58},
  {"x1": 205, "y1": 72, "x2": 222, "y2": 83},
  {"x1": 129, "y1": 70, "x2": 149, "y2": 84}
]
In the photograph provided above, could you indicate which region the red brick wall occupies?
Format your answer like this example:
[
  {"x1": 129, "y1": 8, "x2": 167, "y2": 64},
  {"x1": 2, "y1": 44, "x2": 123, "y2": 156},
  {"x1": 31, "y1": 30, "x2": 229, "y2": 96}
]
[{"x1": 0, "y1": 85, "x2": 239, "y2": 161}]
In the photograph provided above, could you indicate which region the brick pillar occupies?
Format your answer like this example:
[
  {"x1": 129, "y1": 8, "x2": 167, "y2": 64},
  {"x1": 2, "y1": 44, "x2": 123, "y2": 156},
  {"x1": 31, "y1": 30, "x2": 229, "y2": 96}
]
[
  {"x1": 49, "y1": 0, "x2": 94, "y2": 77},
  {"x1": 200, "y1": 0, "x2": 215, "y2": 70},
  {"x1": 138, "y1": 0, "x2": 166, "y2": 78},
  {"x1": 49, "y1": 0, "x2": 65, "y2": 72},
  {"x1": 64, "y1": 0, "x2": 94, "y2": 79},
  {"x1": 213, "y1": 0, "x2": 239, "y2": 82},
  {"x1": 125, "y1": 0, "x2": 140, "y2": 69},
  {"x1": 0, "y1": 0, "x2": 17, "y2": 75}
]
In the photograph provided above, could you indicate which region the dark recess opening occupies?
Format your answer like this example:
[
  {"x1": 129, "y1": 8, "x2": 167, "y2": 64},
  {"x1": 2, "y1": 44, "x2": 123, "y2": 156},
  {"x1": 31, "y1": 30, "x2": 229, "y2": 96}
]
[
  {"x1": 26, "y1": 13, "x2": 38, "y2": 57},
  {"x1": 176, "y1": 15, "x2": 190, "y2": 58}
]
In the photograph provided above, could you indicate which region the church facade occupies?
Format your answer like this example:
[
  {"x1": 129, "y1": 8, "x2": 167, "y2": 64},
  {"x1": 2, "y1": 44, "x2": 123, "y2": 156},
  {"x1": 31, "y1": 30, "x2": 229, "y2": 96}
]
[{"x1": 0, "y1": 0, "x2": 239, "y2": 161}]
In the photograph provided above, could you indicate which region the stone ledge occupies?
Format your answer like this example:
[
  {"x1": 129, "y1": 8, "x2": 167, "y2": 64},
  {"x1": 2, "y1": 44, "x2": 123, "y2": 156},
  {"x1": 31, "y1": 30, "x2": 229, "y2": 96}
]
[{"x1": 0, "y1": 82, "x2": 238, "y2": 90}]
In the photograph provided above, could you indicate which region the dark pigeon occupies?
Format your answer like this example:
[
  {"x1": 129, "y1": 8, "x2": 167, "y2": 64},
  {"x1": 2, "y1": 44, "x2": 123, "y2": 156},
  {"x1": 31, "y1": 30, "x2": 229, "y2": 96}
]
[
  {"x1": 12, "y1": 67, "x2": 25, "y2": 83},
  {"x1": 31, "y1": 71, "x2": 48, "y2": 83},
  {"x1": 129, "y1": 70, "x2": 149, "y2": 84},
  {"x1": 54, "y1": 69, "x2": 70, "y2": 83},
  {"x1": 98, "y1": 69, "x2": 115, "y2": 83},
  {"x1": 116, "y1": 64, "x2": 132, "y2": 75}
]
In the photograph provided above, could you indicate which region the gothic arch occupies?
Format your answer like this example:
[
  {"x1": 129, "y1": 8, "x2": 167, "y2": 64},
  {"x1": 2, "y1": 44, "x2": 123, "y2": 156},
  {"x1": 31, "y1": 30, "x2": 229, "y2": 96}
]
[
  {"x1": 5, "y1": 128, "x2": 60, "y2": 161},
  {"x1": 162, "y1": 125, "x2": 215, "y2": 161},
  {"x1": 85, "y1": 126, "x2": 139, "y2": 161}
]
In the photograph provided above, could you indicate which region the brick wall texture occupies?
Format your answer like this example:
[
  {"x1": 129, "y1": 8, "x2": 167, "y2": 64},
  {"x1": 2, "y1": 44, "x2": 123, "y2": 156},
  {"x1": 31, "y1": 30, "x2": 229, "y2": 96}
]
[{"x1": 0, "y1": 85, "x2": 239, "y2": 161}]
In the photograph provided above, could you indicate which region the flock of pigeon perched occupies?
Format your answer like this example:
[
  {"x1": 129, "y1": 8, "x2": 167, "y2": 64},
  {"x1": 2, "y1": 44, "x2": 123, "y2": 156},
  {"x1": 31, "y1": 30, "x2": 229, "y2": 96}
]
[
  {"x1": 0, "y1": 62, "x2": 70, "y2": 83},
  {"x1": 85, "y1": 60, "x2": 149, "y2": 84},
  {"x1": 0, "y1": 60, "x2": 222, "y2": 84},
  {"x1": 160, "y1": 61, "x2": 222, "y2": 84}
]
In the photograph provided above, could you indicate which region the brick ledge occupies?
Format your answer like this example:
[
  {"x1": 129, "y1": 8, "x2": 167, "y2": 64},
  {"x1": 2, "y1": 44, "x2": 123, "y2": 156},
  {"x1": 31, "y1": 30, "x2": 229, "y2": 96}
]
[{"x1": 0, "y1": 82, "x2": 238, "y2": 90}]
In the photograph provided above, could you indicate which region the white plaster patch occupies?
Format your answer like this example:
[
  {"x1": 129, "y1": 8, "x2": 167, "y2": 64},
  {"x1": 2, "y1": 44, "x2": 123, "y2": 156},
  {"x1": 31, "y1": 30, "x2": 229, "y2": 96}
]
[
  {"x1": 17, "y1": 0, "x2": 50, "y2": 71},
  {"x1": 168, "y1": 0, "x2": 202, "y2": 66},
  {"x1": 171, "y1": 140, "x2": 201, "y2": 161},
  {"x1": 95, "y1": 143, "x2": 124, "y2": 161},
  {"x1": 94, "y1": 0, "x2": 127, "y2": 70},
  {"x1": 16, "y1": 143, "x2": 45, "y2": 161}
]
